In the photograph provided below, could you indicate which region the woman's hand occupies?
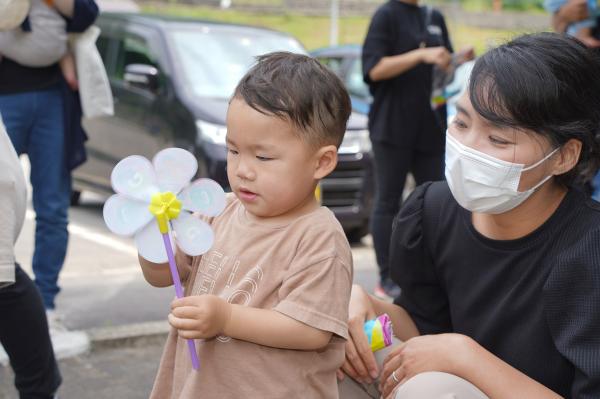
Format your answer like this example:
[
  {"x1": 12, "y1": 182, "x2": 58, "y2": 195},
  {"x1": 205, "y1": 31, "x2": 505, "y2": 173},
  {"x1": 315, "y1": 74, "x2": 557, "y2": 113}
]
[
  {"x1": 338, "y1": 284, "x2": 380, "y2": 384},
  {"x1": 59, "y1": 52, "x2": 78, "y2": 91},
  {"x1": 379, "y1": 334, "x2": 474, "y2": 398},
  {"x1": 456, "y1": 46, "x2": 476, "y2": 65},
  {"x1": 420, "y1": 47, "x2": 452, "y2": 70}
]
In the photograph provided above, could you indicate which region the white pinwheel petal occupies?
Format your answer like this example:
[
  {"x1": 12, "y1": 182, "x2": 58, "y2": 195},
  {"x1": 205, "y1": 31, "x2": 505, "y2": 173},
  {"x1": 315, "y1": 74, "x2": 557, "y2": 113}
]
[
  {"x1": 103, "y1": 194, "x2": 153, "y2": 236},
  {"x1": 153, "y1": 148, "x2": 198, "y2": 194},
  {"x1": 135, "y1": 221, "x2": 174, "y2": 264},
  {"x1": 111, "y1": 155, "x2": 159, "y2": 202},
  {"x1": 172, "y1": 212, "x2": 214, "y2": 256},
  {"x1": 179, "y1": 179, "x2": 226, "y2": 217}
]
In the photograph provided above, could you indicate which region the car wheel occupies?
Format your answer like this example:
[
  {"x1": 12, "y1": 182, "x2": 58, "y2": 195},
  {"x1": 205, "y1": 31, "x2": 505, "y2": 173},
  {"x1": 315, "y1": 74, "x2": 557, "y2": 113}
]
[{"x1": 70, "y1": 190, "x2": 81, "y2": 206}]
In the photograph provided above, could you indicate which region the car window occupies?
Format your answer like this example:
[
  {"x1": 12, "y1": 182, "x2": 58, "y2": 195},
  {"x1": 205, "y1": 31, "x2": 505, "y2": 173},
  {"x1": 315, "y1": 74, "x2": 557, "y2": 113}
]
[
  {"x1": 114, "y1": 35, "x2": 159, "y2": 80},
  {"x1": 317, "y1": 56, "x2": 344, "y2": 76},
  {"x1": 345, "y1": 58, "x2": 370, "y2": 99},
  {"x1": 170, "y1": 28, "x2": 306, "y2": 99}
]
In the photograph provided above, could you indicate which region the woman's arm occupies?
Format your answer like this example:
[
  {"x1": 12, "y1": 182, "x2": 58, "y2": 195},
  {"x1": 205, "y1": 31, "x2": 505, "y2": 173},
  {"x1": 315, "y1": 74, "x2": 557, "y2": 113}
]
[
  {"x1": 379, "y1": 334, "x2": 562, "y2": 399},
  {"x1": 52, "y1": 0, "x2": 75, "y2": 18},
  {"x1": 369, "y1": 293, "x2": 420, "y2": 341},
  {"x1": 460, "y1": 337, "x2": 563, "y2": 399},
  {"x1": 368, "y1": 47, "x2": 451, "y2": 82}
]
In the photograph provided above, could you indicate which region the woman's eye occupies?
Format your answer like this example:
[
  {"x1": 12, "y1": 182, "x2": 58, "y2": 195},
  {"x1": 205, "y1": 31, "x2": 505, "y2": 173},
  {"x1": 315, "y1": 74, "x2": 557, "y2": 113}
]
[
  {"x1": 256, "y1": 155, "x2": 273, "y2": 161},
  {"x1": 489, "y1": 136, "x2": 510, "y2": 145},
  {"x1": 452, "y1": 118, "x2": 467, "y2": 129}
]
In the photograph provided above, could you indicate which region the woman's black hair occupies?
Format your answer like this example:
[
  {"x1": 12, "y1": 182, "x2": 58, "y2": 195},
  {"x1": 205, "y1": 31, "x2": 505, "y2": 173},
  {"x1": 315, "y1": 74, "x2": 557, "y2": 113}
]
[{"x1": 469, "y1": 32, "x2": 600, "y2": 186}]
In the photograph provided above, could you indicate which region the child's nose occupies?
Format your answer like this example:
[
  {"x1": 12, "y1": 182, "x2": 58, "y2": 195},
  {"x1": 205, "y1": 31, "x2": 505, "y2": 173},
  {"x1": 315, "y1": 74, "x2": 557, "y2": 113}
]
[{"x1": 236, "y1": 158, "x2": 256, "y2": 181}]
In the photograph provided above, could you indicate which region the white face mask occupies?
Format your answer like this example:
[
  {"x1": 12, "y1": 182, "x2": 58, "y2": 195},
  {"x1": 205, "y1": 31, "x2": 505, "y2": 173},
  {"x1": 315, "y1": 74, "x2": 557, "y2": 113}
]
[{"x1": 445, "y1": 133, "x2": 560, "y2": 214}]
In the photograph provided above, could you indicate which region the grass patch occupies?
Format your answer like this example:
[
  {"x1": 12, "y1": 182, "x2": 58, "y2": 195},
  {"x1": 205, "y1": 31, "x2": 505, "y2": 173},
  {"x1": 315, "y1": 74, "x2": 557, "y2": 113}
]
[{"x1": 141, "y1": 3, "x2": 531, "y2": 54}]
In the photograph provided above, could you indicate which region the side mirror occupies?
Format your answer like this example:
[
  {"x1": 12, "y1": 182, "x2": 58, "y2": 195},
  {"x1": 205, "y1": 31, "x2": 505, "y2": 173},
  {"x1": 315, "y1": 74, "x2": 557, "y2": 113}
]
[{"x1": 124, "y1": 64, "x2": 160, "y2": 92}]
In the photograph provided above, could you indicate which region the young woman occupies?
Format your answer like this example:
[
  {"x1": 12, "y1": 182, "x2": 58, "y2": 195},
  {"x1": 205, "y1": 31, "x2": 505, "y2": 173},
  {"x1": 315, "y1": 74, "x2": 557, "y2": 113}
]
[{"x1": 339, "y1": 33, "x2": 600, "y2": 398}]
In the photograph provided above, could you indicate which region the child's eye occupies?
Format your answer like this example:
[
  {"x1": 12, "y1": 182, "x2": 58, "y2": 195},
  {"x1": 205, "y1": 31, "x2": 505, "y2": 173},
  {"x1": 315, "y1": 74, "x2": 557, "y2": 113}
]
[
  {"x1": 227, "y1": 148, "x2": 239, "y2": 155},
  {"x1": 256, "y1": 155, "x2": 273, "y2": 161}
]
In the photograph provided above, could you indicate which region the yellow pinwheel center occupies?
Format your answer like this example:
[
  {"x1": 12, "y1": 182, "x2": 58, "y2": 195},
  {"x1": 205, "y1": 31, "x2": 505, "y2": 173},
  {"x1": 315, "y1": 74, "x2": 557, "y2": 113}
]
[{"x1": 148, "y1": 192, "x2": 182, "y2": 234}]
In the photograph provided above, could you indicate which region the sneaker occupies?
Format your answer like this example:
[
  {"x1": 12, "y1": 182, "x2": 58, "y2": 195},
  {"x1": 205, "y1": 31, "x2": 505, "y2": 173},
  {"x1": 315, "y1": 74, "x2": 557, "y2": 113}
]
[
  {"x1": 46, "y1": 310, "x2": 90, "y2": 359},
  {"x1": 373, "y1": 284, "x2": 390, "y2": 300},
  {"x1": 373, "y1": 278, "x2": 401, "y2": 300}
]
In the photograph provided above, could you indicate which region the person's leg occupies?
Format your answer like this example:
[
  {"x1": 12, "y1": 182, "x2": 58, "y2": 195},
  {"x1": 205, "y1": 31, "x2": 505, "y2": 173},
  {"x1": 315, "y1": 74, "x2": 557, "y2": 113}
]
[
  {"x1": 393, "y1": 372, "x2": 489, "y2": 399},
  {"x1": 411, "y1": 150, "x2": 445, "y2": 186},
  {"x1": 27, "y1": 88, "x2": 70, "y2": 310},
  {"x1": 370, "y1": 142, "x2": 413, "y2": 292},
  {"x1": 0, "y1": 92, "x2": 35, "y2": 156},
  {"x1": 337, "y1": 377, "x2": 379, "y2": 399},
  {"x1": 0, "y1": 264, "x2": 62, "y2": 399}
]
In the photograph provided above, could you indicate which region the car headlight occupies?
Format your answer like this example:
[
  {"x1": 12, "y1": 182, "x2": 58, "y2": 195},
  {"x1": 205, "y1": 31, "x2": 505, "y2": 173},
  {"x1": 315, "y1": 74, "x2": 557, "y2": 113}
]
[
  {"x1": 339, "y1": 129, "x2": 371, "y2": 154},
  {"x1": 196, "y1": 120, "x2": 227, "y2": 146}
]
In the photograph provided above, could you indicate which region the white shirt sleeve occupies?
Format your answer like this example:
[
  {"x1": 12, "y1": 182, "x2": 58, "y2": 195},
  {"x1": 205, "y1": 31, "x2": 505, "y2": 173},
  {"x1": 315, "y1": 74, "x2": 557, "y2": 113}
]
[{"x1": 0, "y1": 117, "x2": 27, "y2": 288}]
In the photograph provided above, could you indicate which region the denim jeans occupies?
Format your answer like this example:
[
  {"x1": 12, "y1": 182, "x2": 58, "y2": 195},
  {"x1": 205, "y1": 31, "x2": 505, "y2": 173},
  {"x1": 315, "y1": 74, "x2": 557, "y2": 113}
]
[{"x1": 0, "y1": 87, "x2": 70, "y2": 310}]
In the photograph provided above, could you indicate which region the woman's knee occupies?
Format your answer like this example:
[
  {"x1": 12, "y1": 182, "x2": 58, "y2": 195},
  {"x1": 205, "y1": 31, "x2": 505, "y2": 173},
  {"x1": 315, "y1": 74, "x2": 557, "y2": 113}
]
[{"x1": 394, "y1": 372, "x2": 488, "y2": 399}]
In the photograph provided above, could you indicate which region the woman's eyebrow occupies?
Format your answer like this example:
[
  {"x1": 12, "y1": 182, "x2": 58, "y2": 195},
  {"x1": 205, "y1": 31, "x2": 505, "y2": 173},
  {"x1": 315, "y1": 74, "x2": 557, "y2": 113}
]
[{"x1": 456, "y1": 104, "x2": 470, "y2": 117}]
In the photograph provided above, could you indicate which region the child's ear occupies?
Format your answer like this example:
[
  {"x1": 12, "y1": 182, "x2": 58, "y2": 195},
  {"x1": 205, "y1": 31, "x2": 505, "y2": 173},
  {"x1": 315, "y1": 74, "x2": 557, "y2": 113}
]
[
  {"x1": 313, "y1": 145, "x2": 338, "y2": 180},
  {"x1": 553, "y1": 138, "x2": 582, "y2": 176}
]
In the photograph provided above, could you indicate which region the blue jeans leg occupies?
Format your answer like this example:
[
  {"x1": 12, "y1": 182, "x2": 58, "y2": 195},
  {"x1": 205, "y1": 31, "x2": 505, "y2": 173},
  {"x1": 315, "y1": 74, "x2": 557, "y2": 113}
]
[{"x1": 0, "y1": 88, "x2": 70, "y2": 310}]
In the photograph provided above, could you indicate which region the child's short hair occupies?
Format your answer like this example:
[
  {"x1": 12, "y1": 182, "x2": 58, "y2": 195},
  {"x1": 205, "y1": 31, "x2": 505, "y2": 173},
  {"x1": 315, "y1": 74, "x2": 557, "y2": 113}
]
[{"x1": 233, "y1": 51, "x2": 352, "y2": 148}]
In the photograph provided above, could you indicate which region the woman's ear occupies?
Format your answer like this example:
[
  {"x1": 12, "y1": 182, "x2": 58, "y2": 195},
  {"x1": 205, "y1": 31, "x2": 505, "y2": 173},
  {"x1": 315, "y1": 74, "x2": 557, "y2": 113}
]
[
  {"x1": 553, "y1": 138, "x2": 582, "y2": 175},
  {"x1": 313, "y1": 145, "x2": 338, "y2": 180}
]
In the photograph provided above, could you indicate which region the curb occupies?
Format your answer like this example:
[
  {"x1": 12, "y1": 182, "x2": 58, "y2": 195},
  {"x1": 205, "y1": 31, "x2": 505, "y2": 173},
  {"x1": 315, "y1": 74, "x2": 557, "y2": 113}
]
[
  {"x1": 0, "y1": 321, "x2": 170, "y2": 366},
  {"x1": 87, "y1": 320, "x2": 170, "y2": 350}
]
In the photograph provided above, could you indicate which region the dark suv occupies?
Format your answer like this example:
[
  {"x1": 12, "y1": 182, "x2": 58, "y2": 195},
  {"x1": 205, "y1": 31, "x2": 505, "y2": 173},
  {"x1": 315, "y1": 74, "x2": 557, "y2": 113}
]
[{"x1": 74, "y1": 13, "x2": 373, "y2": 239}]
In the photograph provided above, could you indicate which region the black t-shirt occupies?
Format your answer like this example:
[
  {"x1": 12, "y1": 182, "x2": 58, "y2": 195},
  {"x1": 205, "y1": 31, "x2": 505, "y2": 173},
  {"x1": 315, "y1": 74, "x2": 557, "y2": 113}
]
[
  {"x1": 0, "y1": 58, "x2": 61, "y2": 94},
  {"x1": 362, "y1": 1, "x2": 452, "y2": 152},
  {"x1": 391, "y1": 181, "x2": 600, "y2": 398}
]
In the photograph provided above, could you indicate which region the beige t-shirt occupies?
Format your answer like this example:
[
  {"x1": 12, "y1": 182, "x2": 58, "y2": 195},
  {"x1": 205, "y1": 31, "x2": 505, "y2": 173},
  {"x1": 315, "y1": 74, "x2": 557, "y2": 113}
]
[{"x1": 150, "y1": 196, "x2": 353, "y2": 399}]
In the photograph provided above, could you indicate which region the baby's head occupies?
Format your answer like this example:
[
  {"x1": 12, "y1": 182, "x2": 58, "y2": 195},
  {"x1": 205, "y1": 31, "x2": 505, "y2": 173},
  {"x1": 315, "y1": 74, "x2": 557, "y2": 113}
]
[{"x1": 226, "y1": 51, "x2": 351, "y2": 220}]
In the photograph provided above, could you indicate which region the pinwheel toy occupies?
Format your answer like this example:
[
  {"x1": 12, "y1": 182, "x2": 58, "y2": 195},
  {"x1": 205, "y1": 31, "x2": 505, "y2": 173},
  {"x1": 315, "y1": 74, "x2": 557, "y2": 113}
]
[{"x1": 102, "y1": 148, "x2": 226, "y2": 370}]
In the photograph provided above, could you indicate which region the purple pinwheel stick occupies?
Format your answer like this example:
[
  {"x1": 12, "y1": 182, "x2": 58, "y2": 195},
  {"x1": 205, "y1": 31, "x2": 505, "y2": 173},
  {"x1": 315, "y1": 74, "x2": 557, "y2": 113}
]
[{"x1": 149, "y1": 191, "x2": 200, "y2": 370}]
